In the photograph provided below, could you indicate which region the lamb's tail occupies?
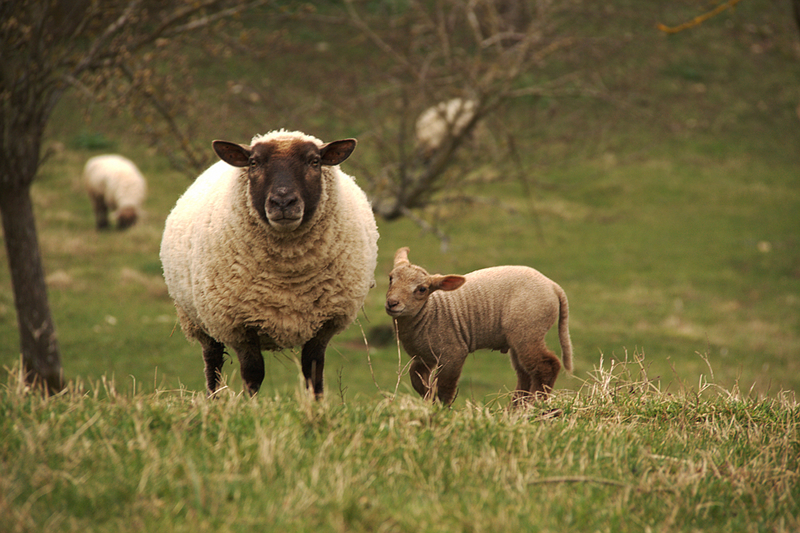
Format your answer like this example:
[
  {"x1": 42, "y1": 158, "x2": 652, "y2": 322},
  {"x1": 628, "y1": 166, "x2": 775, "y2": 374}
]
[{"x1": 555, "y1": 284, "x2": 573, "y2": 372}]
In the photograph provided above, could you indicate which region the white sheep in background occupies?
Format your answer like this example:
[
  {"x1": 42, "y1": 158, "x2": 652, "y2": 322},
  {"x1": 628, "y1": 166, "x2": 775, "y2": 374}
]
[
  {"x1": 415, "y1": 98, "x2": 477, "y2": 158},
  {"x1": 385, "y1": 247, "x2": 573, "y2": 405},
  {"x1": 160, "y1": 130, "x2": 379, "y2": 397},
  {"x1": 83, "y1": 154, "x2": 147, "y2": 230}
]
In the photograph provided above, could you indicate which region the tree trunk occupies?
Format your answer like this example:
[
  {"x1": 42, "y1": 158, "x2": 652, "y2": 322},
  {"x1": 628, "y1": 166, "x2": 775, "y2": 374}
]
[
  {"x1": 0, "y1": 184, "x2": 63, "y2": 394},
  {"x1": 794, "y1": 0, "x2": 800, "y2": 34}
]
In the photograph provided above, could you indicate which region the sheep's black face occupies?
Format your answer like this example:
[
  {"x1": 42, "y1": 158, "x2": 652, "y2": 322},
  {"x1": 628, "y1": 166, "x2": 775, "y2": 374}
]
[
  {"x1": 212, "y1": 136, "x2": 356, "y2": 233},
  {"x1": 248, "y1": 141, "x2": 319, "y2": 232},
  {"x1": 116, "y1": 206, "x2": 138, "y2": 230}
]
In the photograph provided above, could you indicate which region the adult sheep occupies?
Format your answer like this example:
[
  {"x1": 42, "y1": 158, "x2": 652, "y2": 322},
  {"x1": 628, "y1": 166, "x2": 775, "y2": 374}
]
[
  {"x1": 385, "y1": 247, "x2": 572, "y2": 405},
  {"x1": 415, "y1": 98, "x2": 477, "y2": 158},
  {"x1": 160, "y1": 130, "x2": 379, "y2": 397},
  {"x1": 83, "y1": 154, "x2": 147, "y2": 230}
]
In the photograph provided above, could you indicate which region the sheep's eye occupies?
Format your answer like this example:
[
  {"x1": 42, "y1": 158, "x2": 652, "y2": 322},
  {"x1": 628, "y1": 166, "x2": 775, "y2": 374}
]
[
  {"x1": 309, "y1": 156, "x2": 321, "y2": 168},
  {"x1": 415, "y1": 286, "x2": 428, "y2": 296},
  {"x1": 249, "y1": 158, "x2": 257, "y2": 168}
]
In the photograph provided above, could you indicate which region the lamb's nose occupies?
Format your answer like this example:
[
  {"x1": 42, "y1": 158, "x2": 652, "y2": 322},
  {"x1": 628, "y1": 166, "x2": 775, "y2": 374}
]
[{"x1": 386, "y1": 298, "x2": 399, "y2": 309}]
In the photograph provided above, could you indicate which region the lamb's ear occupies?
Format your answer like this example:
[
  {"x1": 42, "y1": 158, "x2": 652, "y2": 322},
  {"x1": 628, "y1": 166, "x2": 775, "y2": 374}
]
[
  {"x1": 431, "y1": 275, "x2": 466, "y2": 292},
  {"x1": 320, "y1": 139, "x2": 357, "y2": 166},
  {"x1": 212, "y1": 140, "x2": 251, "y2": 168},
  {"x1": 393, "y1": 247, "x2": 410, "y2": 267}
]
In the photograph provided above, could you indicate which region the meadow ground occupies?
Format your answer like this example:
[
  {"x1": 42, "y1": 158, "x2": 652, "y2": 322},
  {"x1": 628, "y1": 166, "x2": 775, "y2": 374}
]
[
  {"x1": 1, "y1": 359, "x2": 798, "y2": 533},
  {"x1": 2, "y1": 0, "x2": 798, "y2": 401},
  {"x1": 1, "y1": 1, "x2": 799, "y2": 530}
]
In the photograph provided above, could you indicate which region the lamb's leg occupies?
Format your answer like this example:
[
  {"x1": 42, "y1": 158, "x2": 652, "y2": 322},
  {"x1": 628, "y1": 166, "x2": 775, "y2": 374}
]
[
  {"x1": 512, "y1": 341, "x2": 561, "y2": 402},
  {"x1": 509, "y1": 348, "x2": 534, "y2": 406},
  {"x1": 528, "y1": 346, "x2": 561, "y2": 400},
  {"x1": 433, "y1": 357, "x2": 466, "y2": 405},
  {"x1": 231, "y1": 329, "x2": 264, "y2": 396},
  {"x1": 197, "y1": 332, "x2": 225, "y2": 395},
  {"x1": 301, "y1": 320, "x2": 337, "y2": 399},
  {"x1": 409, "y1": 358, "x2": 432, "y2": 399}
]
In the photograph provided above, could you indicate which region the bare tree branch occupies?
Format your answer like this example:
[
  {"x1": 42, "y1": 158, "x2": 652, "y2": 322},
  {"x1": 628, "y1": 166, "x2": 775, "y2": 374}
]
[
  {"x1": 336, "y1": 0, "x2": 588, "y2": 245},
  {"x1": 127, "y1": 0, "x2": 226, "y2": 51},
  {"x1": 658, "y1": 0, "x2": 744, "y2": 35},
  {"x1": 400, "y1": 206, "x2": 451, "y2": 252},
  {"x1": 127, "y1": 0, "x2": 276, "y2": 51},
  {"x1": 343, "y1": 0, "x2": 417, "y2": 79},
  {"x1": 117, "y1": 64, "x2": 207, "y2": 175},
  {"x1": 71, "y1": 0, "x2": 143, "y2": 78}
]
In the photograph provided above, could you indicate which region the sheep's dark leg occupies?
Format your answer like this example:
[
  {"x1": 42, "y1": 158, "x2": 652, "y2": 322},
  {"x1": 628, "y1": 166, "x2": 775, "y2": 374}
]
[
  {"x1": 198, "y1": 333, "x2": 225, "y2": 395},
  {"x1": 89, "y1": 194, "x2": 109, "y2": 230},
  {"x1": 231, "y1": 329, "x2": 264, "y2": 396},
  {"x1": 301, "y1": 340, "x2": 325, "y2": 398},
  {"x1": 301, "y1": 321, "x2": 337, "y2": 399}
]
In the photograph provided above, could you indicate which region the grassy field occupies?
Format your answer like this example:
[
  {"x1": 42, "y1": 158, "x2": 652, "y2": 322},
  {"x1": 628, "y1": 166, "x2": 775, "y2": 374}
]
[
  {"x1": 7, "y1": 134, "x2": 797, "y2": 401},
  {"x1": 1, "y1": 0, "x2": 797, "y2": 401},
  {"x1": 2, "y1": 361, "x2": 798, "y2": 532},
  {"x1": 1, "y1": 2, "x2": 799, "y2": 529}
]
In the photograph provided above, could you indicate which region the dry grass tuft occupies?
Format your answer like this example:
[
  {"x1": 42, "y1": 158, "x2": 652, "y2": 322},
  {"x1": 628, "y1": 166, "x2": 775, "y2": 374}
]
[{"x1": 1, "y1": 355, "x2": 797, "y2": 532}]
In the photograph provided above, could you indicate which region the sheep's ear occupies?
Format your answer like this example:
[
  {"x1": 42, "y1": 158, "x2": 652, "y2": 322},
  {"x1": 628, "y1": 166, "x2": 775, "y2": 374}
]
[
  {"x1": 393, "y1": 247, "x2": 410, "y2": 267},
  {"x1": 320, "y1": 139, "x2": 357, "y2": 166},
  {"x1": 212, "y1": 140, "x2": 251, "y2": 168},
  {"x1": 431, "y1": 275, "x2": 466, "y2": 292}
]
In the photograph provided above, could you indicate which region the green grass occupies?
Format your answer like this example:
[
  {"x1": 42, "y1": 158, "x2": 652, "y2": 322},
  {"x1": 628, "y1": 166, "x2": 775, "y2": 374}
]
[
  {"x1": 1, "y1": 1, "x2": 799, "y2": 400},
  {"x1": 1, "y1": 3, "x2": 799, "y2": 527},
  {"x1": 1, "y1": 360, "x2": 797, "y2": 532}
]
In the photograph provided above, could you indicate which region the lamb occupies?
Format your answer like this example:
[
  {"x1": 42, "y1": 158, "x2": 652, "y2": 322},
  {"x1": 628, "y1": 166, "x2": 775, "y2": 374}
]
[
  {"x1": 83, "y1": 154, "x2": 147, "y2": 230},
  {"x1": 160, "y1": 130, "x2": 379, "y2": 397},
  {"x1": 385, "y1": 247, "x2": 573, "y2": 405},
  {"x1": 415, "y1": 98, "x2": 477, "y2": 157}
]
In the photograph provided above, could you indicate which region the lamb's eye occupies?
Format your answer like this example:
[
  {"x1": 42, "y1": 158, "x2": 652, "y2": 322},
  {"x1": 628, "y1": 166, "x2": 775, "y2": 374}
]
[
  {"x1": 309, "y1": 156, "x2": 321, "y2": 168},
  {"x1": 249, "y1": 159, "x2": 257, "y2": 168},
  {"x1": 416, "y1": 286, "x2": 427, "y2": 296}
]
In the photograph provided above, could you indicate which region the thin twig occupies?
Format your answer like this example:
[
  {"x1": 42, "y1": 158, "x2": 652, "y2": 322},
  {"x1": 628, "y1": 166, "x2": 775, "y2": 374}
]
[
  {"x1": 71, "y1": 0, "x2": 143, "y2": 77},
  {"x1": 391, "y1": 319, "x2": 410, "y2": 400},
  {"x1": 343, "y1": 0, "x2": 416, "y2": 77},
  {"x1": 118, "y1": 63, "x2": 206, "y2": 174},
  {"x1": 658, "y1": 0, "x2": 743, "y2": 34},
  {"x1": 399, "y1": 207, "x2": 450, "y2": 252},
  {"x1": 357, "y1": 320, "x2": 383, "y2": 394},
  {"x1": 527, "y1": 476, "x2": 627, "y2": 487}
]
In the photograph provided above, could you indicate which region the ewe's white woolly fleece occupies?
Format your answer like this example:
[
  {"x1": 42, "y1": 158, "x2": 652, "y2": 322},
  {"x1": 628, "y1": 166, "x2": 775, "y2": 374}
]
[
  {"x1": 160, "y1": 130, "x2": 379, "y2": 349},
  {"x1": 83, "y1": 154, "x2": 147, "y2": 211}
]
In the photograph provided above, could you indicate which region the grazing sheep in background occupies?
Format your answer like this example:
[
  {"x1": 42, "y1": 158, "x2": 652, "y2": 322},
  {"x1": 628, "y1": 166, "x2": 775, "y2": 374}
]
[
  {"x1": 415, "y1": 98, "x2": 477, "y2": 158},
  {"x1": 160, "y1": 130, "x2": 379, "y2": 398},
  {"x1": 83, "y1": 154, "x2": 147, "y2": 230},
  {"x1": 385, "y1": 247, "x2": 573, "y2": 405}
]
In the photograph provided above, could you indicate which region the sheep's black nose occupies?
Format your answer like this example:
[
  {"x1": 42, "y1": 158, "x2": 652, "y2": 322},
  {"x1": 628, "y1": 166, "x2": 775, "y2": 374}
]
[{"x1": 269, "y1": 191, "x2": 299, "y2": 209}]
